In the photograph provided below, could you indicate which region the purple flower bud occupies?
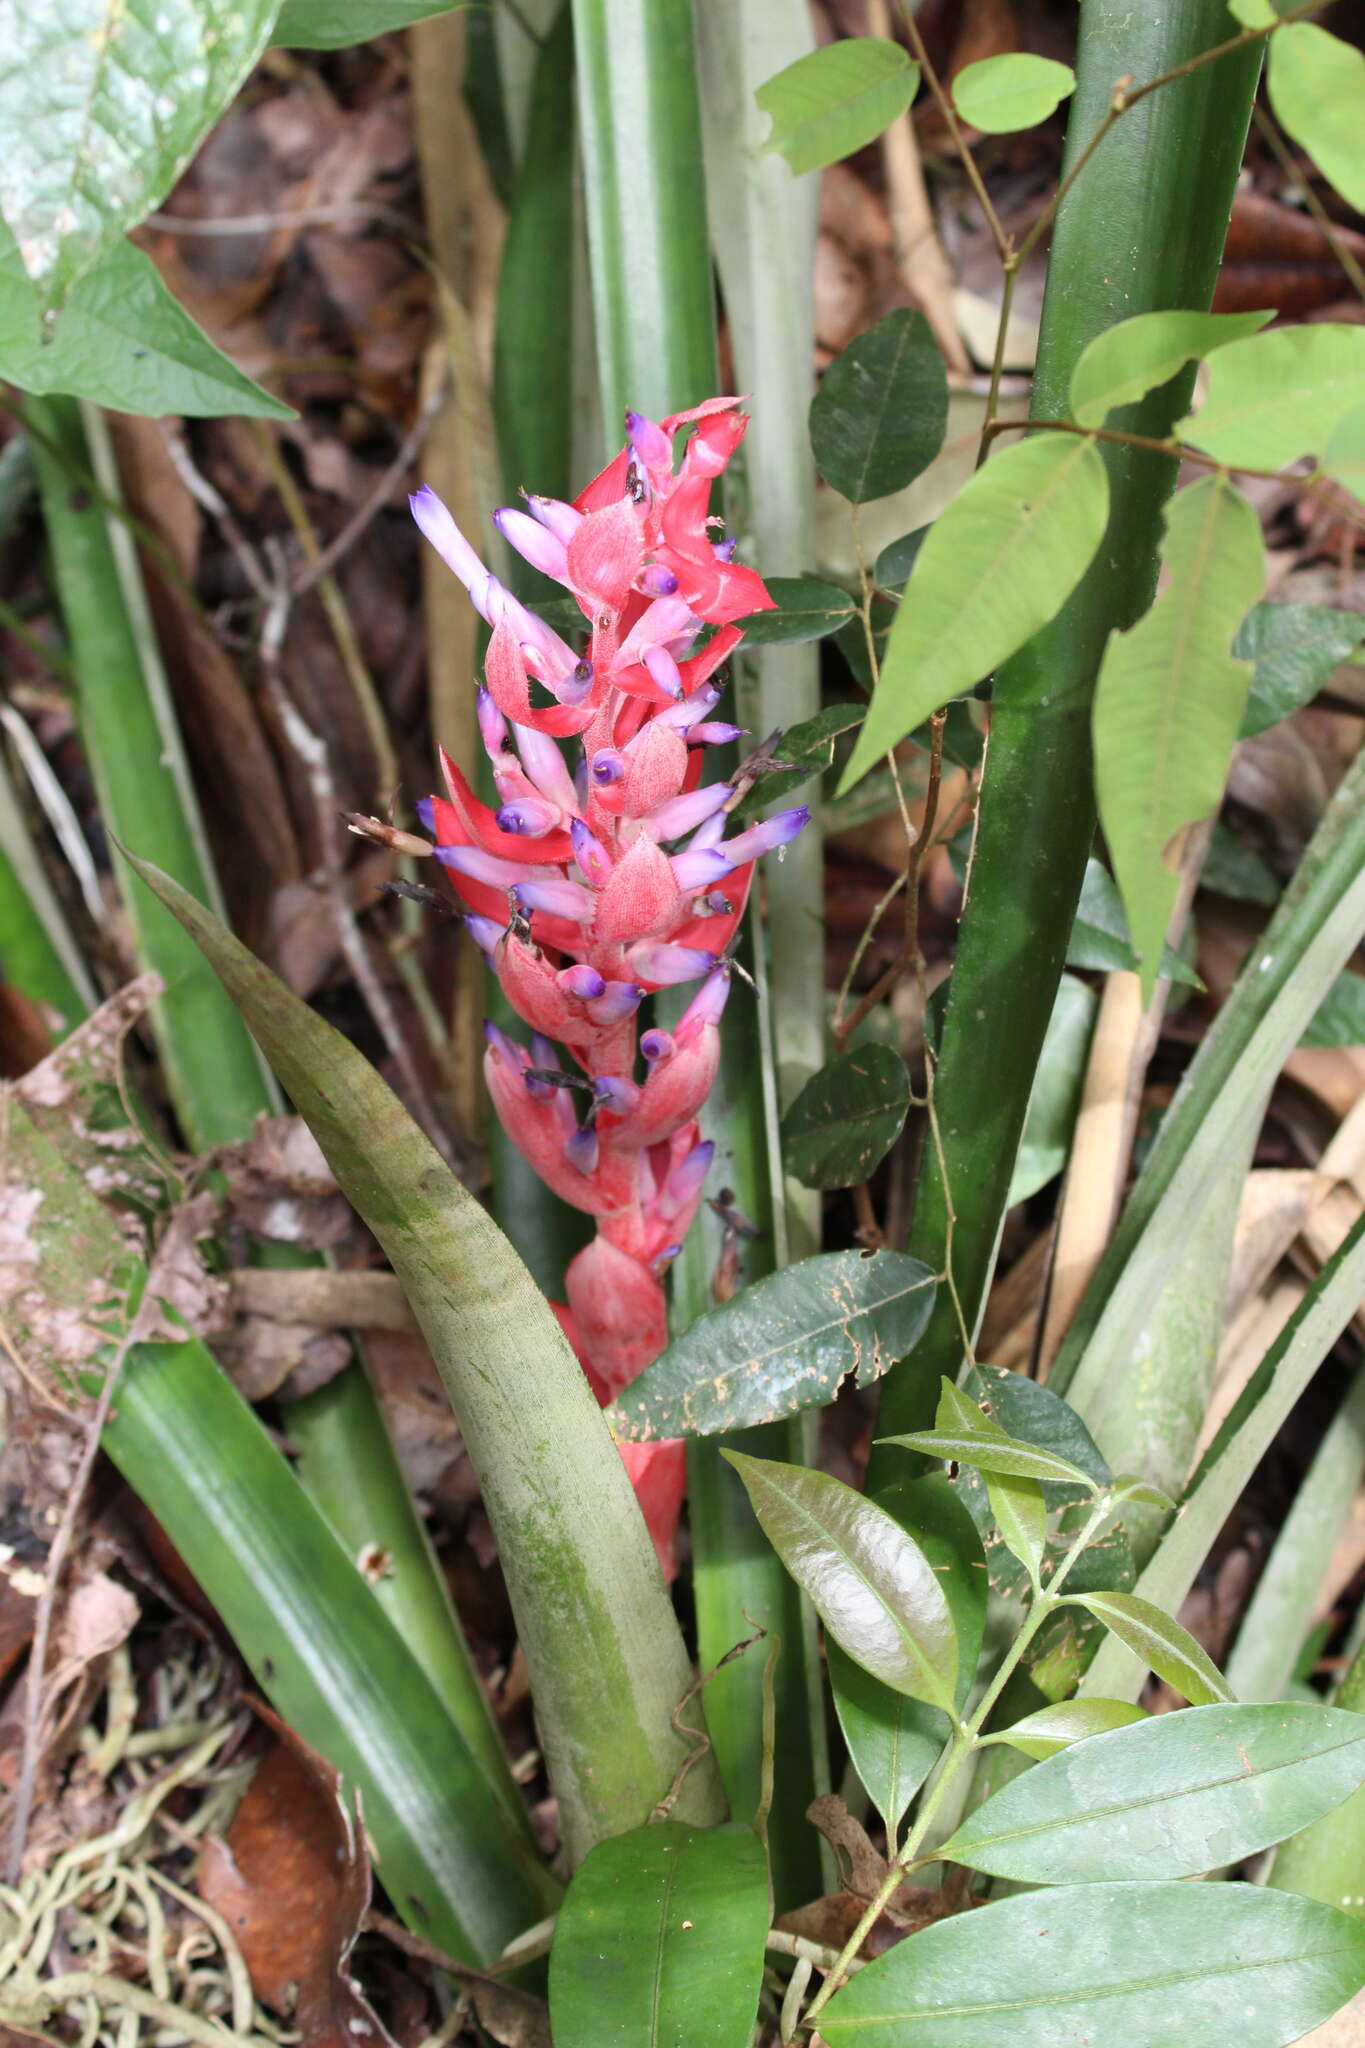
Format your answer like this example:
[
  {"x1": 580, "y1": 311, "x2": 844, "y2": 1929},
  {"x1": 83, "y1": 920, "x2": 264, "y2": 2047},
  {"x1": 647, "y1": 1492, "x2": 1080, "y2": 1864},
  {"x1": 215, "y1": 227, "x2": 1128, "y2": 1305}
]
[
  {"x1": 512, "y1": 722, "x2": 579, "y2": 812},
  {"x1": 626, "y1": 410, "x2": 672, "y2": 469},
  {"x1": 647, "y1": 783, "x2": 733, "y2": 841},
  {"x1": 678, "y1": 964, "x2": 732, "y2": 1036},
  {"x1": 670, "y1": 847, "x2": 733, "y2": 892},
  {"x1": 618, "y1": 596, "x2": 695, "y2": 667},
  {"x1": 565, "y1": 1124, "x2": 600, "y2": 1176},
  {"x1": 416, "y1": 795, "x2": 436, "y2": 834},
  {"x1": 477, "y1": 687, "x2": 509, "y2": 757},
  {"x1": 556, "y1": 658, "x2": 595, "y2": 707},
  {"x1": 689, "y1": 721, "x2": 746, "y2": 746},
  {"x1": 660, "y1": 1140, "x2": 715, "y2": 1219},
  {"x1": 639, "y1": 563, "x2": 679, "y2": 597},
  {"x1": 525, "y1": 493, "x2": 583, "y2": 543},
  {"x1": 462, "y1": 913, "x2": 504, "y2": 955},
  {"x1": 720, "y1": 806, "x2": 811, "y2": 865},
  {"x1": 494, "y1": 506, "x2": 569, "y2": 582},
  {"x1": 411, "y1": 487, "x2": 491, "y2": 605},
  {"x1": 590, "y1": 749, "x2": 625, "y2": 787},
  {"x1": 558, "y1": 963, "x2": 606, "y2": 1000},
  {"x1": 571, "y1": 817, "x2": 612, "y2": 885},
  {"x1": 496, "y1": 797, "x2": 561, "y2": 837},
  {"x1": 649, "y1": 1242, "x2": 684, "y2": 1274},
  {"x1": 653, "y1": 682, "x2": 721, "y2": 733},
  {"x1": 593, "y1": 1075, "x2": 640, "y2": 1114},
  {"x1": 483, "y1": 1020, "x2": 519, "y2": 1063},
  {"x1": 712, "y1": 536, "x2": 738, "y2": 562},
  {"x1": 629, "y1": 942, "x2": 718, "y2": 986},
  {"x1": 644, "y1": 645, "x2": 684, "y2": 700},
  {"x1": 436, "y1": 843, "x2": 537, "y2": 887},
  {"x1": 685, "y1": 813, "x2": 728, "y2": 853},
  {"x1": 586, "y1": 980, "x2": 644, "y2": 1023},
  {"x1": 640, "y1": 1028, "x2": 675, "y2": 1064},
  {"x1": 510, "y1": 879, "x2": 596, "y2": 923}
]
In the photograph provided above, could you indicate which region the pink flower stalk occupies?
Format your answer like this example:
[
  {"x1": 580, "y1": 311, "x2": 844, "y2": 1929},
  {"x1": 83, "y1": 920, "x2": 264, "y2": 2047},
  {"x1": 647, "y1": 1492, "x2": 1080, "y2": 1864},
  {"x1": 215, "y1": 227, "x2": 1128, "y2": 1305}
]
[{"x1": 410, "y1": 397, "x2": 808, "y2": 1577}]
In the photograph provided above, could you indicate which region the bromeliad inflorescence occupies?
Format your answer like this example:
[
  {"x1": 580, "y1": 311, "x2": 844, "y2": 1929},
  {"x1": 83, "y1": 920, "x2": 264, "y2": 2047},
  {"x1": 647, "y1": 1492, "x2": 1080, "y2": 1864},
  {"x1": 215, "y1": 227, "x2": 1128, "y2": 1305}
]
[{"x1": 402, "y1": 397, "x2": 807, "y2": 1574}]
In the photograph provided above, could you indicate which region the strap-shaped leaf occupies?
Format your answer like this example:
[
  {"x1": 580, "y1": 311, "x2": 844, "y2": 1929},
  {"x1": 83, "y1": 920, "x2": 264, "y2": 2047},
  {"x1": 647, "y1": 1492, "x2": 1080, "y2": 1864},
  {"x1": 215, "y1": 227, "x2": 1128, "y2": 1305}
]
[
  {"x1": 838, "y1": 434, "x2": 1109, "y2": 791},
  {"x1": 607, "y1": 1250, "x2": 935, "y2": 1440},
  {"x1": 1072, "y1": 1589, "x2": 1232, "y2": 1705},
  {"x1": 819, "y1": 1882, "x2": 1365, "y2": 2046},
  {"x1": 942, "y1": 1702, "x2": 1365, "y2": 1883},
  {"x1": 548, "y1": 1822, "x2": 770, "y2": 2047},
  {"x1": 723, "y1": 1451, "x2": 958, "y2": 1711}
]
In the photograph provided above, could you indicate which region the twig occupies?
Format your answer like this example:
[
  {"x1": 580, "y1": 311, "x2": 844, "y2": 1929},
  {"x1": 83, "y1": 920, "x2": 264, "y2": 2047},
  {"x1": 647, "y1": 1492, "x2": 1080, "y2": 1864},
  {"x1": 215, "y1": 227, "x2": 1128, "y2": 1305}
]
[
  {"x1": 291, "y1": 372, "x2": 450, "y2": 599},
  {"x1": 1252, "y1": 104, "x2": 1365, "y2": 306},
  {"x1": 892, "y1": 0, "x2": 1011, "y2": 262},
  {"x1": 867, "y1": 0, "x2": 969, "y2": 373},
  {"x1": 145, "y1": 200, "x2": 425, "y2": 239}
]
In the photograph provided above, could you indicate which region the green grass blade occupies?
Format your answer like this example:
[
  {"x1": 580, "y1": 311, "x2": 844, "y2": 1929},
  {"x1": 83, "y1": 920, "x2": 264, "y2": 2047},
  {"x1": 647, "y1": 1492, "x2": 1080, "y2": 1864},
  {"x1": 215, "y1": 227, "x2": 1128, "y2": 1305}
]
[
  {"x1": 871, "y1": 0, "x2": 1263, "y2": 1467},
  {"x1": 0, "y1": 765, "x2": 93, "y2": 1034}
]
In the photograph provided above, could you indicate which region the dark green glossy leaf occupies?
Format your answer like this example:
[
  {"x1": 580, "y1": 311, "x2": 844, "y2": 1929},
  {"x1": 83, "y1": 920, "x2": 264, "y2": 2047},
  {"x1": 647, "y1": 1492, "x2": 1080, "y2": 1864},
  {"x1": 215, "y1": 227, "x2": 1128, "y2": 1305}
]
[
  {"x1": 985, "y1": 1696, "x2": 1146, "y2": 1760},
  {"x1": 941, "y1": 1702, "x2": 1365, "y2": 1883},
  {"x1": 810, "y1": 310, "x2": 948, "y2": 504},
  {"x1": 731, "y1": 701, "x2": 864, "y2": 822},
  {"x1": 723, "y1": 1451, "x2": 958, "y2": 1710},
  {"x1": 1072, "y1": 1590, "x2": 1233, "y2": 1705},
  {"x1": 0, "y1": 0, "x2": 278, "y2": 310},
  {"x1": 1066, "y1": 858, "x2": 1203, "y2": 986},
  {"x1": 885, "y1": 1429, "x2": 1097, "y2": 1490},
  {"x1": 873, "y1": 525, "x2": 928, "y2": 590},
  {"x1": 1301, "y1": 970, "x2": 1365, "y2": 1049},
  {"x1": 0, "y1": 230, "x2": 289, "y2": 418},
  {"x1": 829, "y1": 1476, "x2": 985, "y2": 1834},
  {"x1": 781, "y1": 1044, "x2": 912, "y2": 1188},
  {"x1": 756, "y1": 38, "x2": 920, "y2": 175},
  {"x1": 274, "y1": 0, "x2": 464, "y2": 45},
  {"x1": 548, "y1": 1821, "x2": 769, "y2": 2047},
  {"x1": 1234, "y1": 601, "x2": 1364, "y2": 737},
  {"x1": 607, "y1": 1250, "x2": 935, "y2": 1440},
  {"x1": 819, "y1": 1881, "x2": 1365, "y2": 2046},
  {"x1": 1008, "y1": 971, "x2": 1098, "y2": 1204},
  {"x1": 967, "y1": 1363, "x2": 1112, "y2": 1502},
  {"x1": 1202, "y1": 819, "x2": 1282, "y2": 905},
  {"x1": 734, "y1": 574, "x2": 856, "y2": 644},
  {"x1": 985, "y1": 1471, "x2": 1047, "y2": 1581}
]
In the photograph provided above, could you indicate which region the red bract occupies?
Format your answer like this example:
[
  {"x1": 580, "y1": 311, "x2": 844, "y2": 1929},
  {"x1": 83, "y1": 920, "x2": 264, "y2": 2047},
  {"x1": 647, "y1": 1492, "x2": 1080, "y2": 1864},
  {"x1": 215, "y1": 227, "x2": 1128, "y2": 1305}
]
[{"x1": 412, "y1": 398, "x2": 807, "y2": 1578}]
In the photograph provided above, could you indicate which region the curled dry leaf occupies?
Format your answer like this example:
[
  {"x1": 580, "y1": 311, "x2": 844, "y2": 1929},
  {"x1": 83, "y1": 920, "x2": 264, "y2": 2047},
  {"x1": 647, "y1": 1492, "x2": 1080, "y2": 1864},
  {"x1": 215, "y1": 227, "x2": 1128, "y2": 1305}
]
[
  {"x1": 219, "y1": 1114, "x2": 361, "y2": 1252},
  {"x1": 197, "y1": 1701, "x2": 397, "y2": 2048}
]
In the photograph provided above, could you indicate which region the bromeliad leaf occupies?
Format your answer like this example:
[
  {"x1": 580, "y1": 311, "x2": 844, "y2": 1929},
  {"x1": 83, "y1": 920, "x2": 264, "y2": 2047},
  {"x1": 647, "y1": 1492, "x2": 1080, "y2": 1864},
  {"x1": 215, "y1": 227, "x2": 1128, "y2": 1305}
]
[
  {"x1": 1072, "y1": 1589, "x2": 1233, "y2": 1704},
  {"x1": 952, "y1": 53, "x2": 1075, "y2": 132},
  {"x1": 818, "y1": 1882, "x2": 1365, "y2": 2048},
  {"x1": 273, "y1": 0, "x2": 465, "y2": 45},
  {"x1": 838, "y1": 434, "x2": 1109, "y2": 792},
  {"x1": 1234, "y1": 601, "x2": 1365, "y2": 737},
  {"x1": 0, "y1": 0, "x2": 279, "y2": 310},
  {"x1": 1008, "y1": 971, "x2": 1098, "y2": 1204},
  {"x1": 548, "y1": 1821, "x2": 769, "y2": 2046},
  {"x1": 756, "y1": 38, "x2": 920, "y2": 175},
  {"x1": 1180, "y1": 323, "x2": 1365, "y2": 469},
  {"x1": 781, "y1": 1044, "x2": 912, "y2": 1189},
  {"x1": 1268, "y1": 24, "x2": 1365, "y2": 214},
  {"x1": 940, "y1": 1702, "x2": 1365, "y2": 1884},
  {"x1": 810, "y1": 310, "x2": 948, "y2": 504},
  {"x1": 984, "y1": 1697, "x2": 1147, "y2": 1760},
  {"x1": 1066, "y1": 859, "x2": 1202, "y2": 986},
  {"x1": 722, "y1": 1451, "x2": 958, "y2": 1710},
  {"x1": 606, "y1": 1250, "x2": 935, "y2": 1440},
  {"x1": 1094, "y1": 474, "x2": 1265, "y2": 999},
  {"x1": 0, "y1": 229, "x2": 289, "y2": 419},
  {"x1": 1069, "y1": 309, "x2": 1272, "y2": 428},
  {"x1": 733, "y1": 575, "x2": 856, "y2": 645}
]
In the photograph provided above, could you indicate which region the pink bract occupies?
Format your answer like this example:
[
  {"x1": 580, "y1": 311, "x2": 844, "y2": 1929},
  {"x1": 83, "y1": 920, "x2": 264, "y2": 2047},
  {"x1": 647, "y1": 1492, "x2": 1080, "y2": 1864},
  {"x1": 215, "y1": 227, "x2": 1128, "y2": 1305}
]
[{"x1": 412, "y1": 397, "x2": 807, "y2": 1577}]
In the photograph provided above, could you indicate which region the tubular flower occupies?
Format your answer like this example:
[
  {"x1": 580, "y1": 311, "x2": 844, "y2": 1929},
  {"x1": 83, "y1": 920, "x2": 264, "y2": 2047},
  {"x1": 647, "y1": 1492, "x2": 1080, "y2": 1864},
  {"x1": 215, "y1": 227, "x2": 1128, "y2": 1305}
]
[{"x1": 411, "y1": 398, "x2": 807, "y2": 1577}]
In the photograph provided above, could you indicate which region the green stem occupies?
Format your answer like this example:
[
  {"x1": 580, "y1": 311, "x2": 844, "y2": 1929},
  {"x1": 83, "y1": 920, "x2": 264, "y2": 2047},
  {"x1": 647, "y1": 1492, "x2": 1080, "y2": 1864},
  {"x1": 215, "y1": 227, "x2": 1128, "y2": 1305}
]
[{"x1": 870, "y1": 0, "x2": 1263, "y2": 1470}]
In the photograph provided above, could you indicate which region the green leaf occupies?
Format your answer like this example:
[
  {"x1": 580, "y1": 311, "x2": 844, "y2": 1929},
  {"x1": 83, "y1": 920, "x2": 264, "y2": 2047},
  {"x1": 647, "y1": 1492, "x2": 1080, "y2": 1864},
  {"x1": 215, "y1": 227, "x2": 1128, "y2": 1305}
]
[
  {"x1": 722, "y1": 1450, "x2": 958, "y2": 1710},
  {"x1": 884, "y1": 1430, "x2": 1098, "y2": 1490},
  {"x1": 733, "y1": 574, "x2": 856, "y2": 644},
  {"x1": 548, "y1": 1821, "x2": 769, "y2": 2047},
  {"x1": 838, "y1": 434, "x2": 1110, "y2": 792},
  {"x1": 1070, "y1": 308, "x2": 1272, "y2": 428},
  {"x1": 1202, "y1": 819, "x2": 1282, "y2": 904},
  {"x1": 607, "y1": 1250, "x2": 936, "y2": 1440},
  {"x1": 968, "y1": 1363, "x2": 1114, "y2": 1501},
  {"x1": 781, "y1": 1043, "x2": 912, "y2": 1189},
  {"x1": 1268, "y1": 23, "x2": 1365, "y2": 214},
  {"x1": 273, "y1": 0, "x2": 464, "y2": 44},
  {"x1": 1300, "y1": 970, "x2": 1365, "y2": 1049},
  {"x1": 985, "y1": 1471, "x2": 1048, "y2": 1582},
  {"x1": 873, "y1": 525, "x2": 927, "y2": 590},
  {"x1": 0, "y1": 0, "x2": 279, "y2": 310},
  {"x1": 810, "y1": 309, "x2": 948, "y2": 504},
  {"x1": 756, "y1": 38, "x2": 920, "y2": 175},
  {"x1": 1066, "y1": 858, "x2": 1203, "y2": 986},
  {"x1": 1235, "y1": 600, "x2": 1365, "y2": 737},
  {"x1": 1180, "y1": 323, "x2": 1365, "y2": 469},
  {"x1": 952, "y1": 53, "x2": 1075, "y2": 132},
  {"x1": 1228, "y1": 0, "x2": 1276, "y2": 24},
  {"x1": 819, "y1": 1881, "x2": 1365, "y2": 2047},
  {"x1": 731, "y1": 701, "x2": 865, "y2": 821},
  {"x1": 1094, "y1": 474, "x2": 1265, "y2": 999},
  {"x1": 1113, "y1": 1473, "x2": 1177, "y2": 1511},
  {"x1": 1008, "y1": 971, "x2": 1098, "y2": 1204},
  {"x1": 0, "y1": 230, "x2": 289, "y2": 419},
  {"x1": 1321, "y1": 402, "x2": 1365, "y2": 500},
  {"x1": 122, "y1": 854, "x2": 723, "y2": 1858},
  {"x1": 828, "y1": 1475, "x2": 985, "y2": 1835},
  {"x1": 985, "y1": 1697, "x2": 1146, "y2": 1760},
  {"x1": 940, "y1": 1702, "x2": 1365, "y2": 1884},
  {"x1": 1072, "y1": 1589, "x2": 1233, "y2": 1704}
]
